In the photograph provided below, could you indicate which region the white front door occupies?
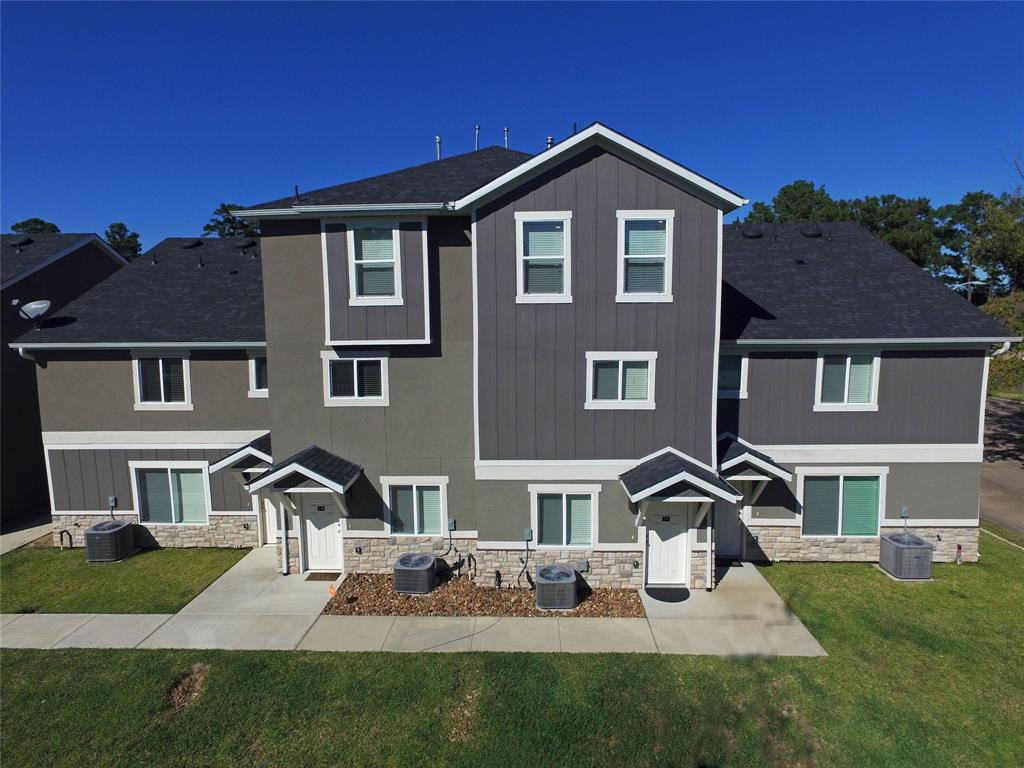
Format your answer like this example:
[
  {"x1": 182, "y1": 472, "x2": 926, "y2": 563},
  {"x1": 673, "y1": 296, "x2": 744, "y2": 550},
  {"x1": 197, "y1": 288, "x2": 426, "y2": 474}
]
[
  {"x1": 716, "y1": 501, "x2": 743, "y2": 559},
  {"x1": 303, "y1": 498, "x2": 343, "y2": 571},
  {"x1": 646, "y1": 514, "x2": 688, "y2": 586}
]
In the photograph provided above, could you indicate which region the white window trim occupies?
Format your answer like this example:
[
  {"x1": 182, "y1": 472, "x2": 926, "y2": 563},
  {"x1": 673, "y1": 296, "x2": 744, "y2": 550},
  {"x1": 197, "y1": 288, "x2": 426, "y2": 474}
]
[
  {"x1": 320, "y1": 350, "x2": 390, "y2": 407},
  {"x1": 615, "y1": 209, "x2": 675, "y2": 303},
  {"x1": 813, "y1": 351, "x2": 881, "y2": 412},
  {"x1": 381, "y1": 475, "x2": 449, "y2": 536},
  {"x1": 717, "y1": 353, "x2": 748, "y2": 399},
  {"x1": 514, "y1": 210, "x2": 573, "y2": 304},
  {"x1": 128, "y1": 460, "x2": 211, "y2": 526},
  {"x1": 528, "y1": 483, "x2": 600, "y2": 549},
  {"x1": 584, "y1": 351, "x2": 657, "y2": 410},
  {"x1": 346, "y1": 221, "x2": 404, "y2": 307},
  {"x1": 796, "y1": 465, "x2": 888, "y2": 539},
  {"x1": 247, "y1": 353, "x2": 268, "y2": 398},
  {"x1": 131, "y1": 354, "x2": 193, "y2": 411}
]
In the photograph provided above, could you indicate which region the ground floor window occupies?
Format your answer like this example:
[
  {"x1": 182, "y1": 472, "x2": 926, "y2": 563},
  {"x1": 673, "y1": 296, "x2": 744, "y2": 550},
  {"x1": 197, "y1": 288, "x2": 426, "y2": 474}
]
[
  {"x1": 387, "y1": 482, "x2": 444, "y2": 535},
  {"x1": 801, "y1": 474, "x2": 880, "y2": 536},
  {"x1": 533, "y1": 490, "x2": 595, "y2": 547},
  {"x1": 135, "y1": 466, "x2": 208, "y2": 524}
]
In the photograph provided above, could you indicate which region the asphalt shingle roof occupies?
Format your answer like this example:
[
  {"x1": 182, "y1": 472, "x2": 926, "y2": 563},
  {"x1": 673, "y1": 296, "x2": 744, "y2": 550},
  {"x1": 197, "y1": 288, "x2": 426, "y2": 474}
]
[
  {"x1": 250, "y1": 146, "x2": 533, "y2": 209},
  {"x1": 1, "y1": 233, "x2": 112, "y2": 285},
  {"x1": 721, "y1": 222, "x2": 1014, "y2": 341},
  {"x1": 619, "y1": 449, "x2": 739, "y2": 501},
  {"x1": 250, "y1": 445, "x2": 362, "y2": 491},
  {"x1": 14, "y1": 237, "x2": 264, "y2": 345},
  {"x1": 717, "y1": 436, "x2": 789, "y2": 477}
]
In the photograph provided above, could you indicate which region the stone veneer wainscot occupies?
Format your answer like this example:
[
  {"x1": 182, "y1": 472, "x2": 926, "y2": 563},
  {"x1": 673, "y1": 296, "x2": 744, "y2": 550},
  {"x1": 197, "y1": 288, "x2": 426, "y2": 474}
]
[
  {"x1": 745, "y1": 525, "x2": 979, "y2": 563},
  {"x1": 51, "y1": 514, "x2": 257, "y2": 549}
]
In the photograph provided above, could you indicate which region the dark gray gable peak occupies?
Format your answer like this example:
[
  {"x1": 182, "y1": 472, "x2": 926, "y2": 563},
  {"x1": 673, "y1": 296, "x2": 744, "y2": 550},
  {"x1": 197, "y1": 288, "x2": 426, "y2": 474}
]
[
  {"x1": 453, "y1": 122, "x2": 747, "y2": 213},
  {"x1": 619, "y1": 447, "x2": 742, "y2": 503},
  {"x1": 721, "y1": 222, "x2": 1018, "y2": 344},
  {"x1": 11, "y1": 237, "x2": 265, "y2": 348},
  {"x1": 209, "y1": 432, "x2": 273, "y2": 474},
  {"x1": 238, "y1": 146, "x2": 533, "y2": 215},
  {"x1": 1, "y1": 233, "x2": 126, "y2": 288},
  {"x1": 717, "y1": 434, "x2": 792, "y2": 482},
  {"x1": 245, "y1": 445, "x2": 362, "y2": 495}
]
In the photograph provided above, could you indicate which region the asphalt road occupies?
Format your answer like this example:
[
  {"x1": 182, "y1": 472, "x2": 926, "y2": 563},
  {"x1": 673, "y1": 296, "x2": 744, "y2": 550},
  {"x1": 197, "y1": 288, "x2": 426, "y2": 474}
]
[{"x1": 982, "y1": 398, "x2": 1024, "y2": 535}]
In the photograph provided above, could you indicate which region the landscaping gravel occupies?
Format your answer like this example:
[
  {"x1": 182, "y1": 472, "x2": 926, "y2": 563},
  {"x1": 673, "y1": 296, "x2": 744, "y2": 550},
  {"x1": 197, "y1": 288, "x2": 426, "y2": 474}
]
[{"x1": 322, "y1": 574, "x2": 646, "y2": 618}]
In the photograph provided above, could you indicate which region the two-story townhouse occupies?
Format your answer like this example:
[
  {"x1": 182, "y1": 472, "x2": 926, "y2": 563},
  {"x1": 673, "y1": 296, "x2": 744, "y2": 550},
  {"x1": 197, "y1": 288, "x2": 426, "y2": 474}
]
[{"x1": 14, "y1": 123, "x2": 1018, "y2": 592}]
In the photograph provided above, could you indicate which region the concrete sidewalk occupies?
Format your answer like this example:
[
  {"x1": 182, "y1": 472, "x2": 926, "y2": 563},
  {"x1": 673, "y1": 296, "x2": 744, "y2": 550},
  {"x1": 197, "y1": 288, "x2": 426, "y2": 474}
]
[{"x1": 0, "y1": 516, "x2": 52, "y2": 555}]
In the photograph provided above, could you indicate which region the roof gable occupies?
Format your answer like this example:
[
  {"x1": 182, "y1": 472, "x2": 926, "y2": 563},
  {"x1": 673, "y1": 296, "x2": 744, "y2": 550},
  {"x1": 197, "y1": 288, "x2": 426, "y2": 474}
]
[{"x1": 1, "y1": 233, "x2": 126, "y2": 288}]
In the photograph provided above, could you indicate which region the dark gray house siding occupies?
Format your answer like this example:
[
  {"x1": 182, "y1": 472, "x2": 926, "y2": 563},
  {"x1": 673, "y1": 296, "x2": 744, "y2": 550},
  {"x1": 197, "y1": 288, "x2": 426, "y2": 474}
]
[
  {"x1": 475, "y1": 146, "x2": 721, "y2": 464},
  {"x1": 35, "y1": 352, "x2": 269, "y2": 432},
  {"x1": 48, "y1": 447, "x2": 251, "y2": 512},
  {"x1": 324, "y1": 221, "x2": 428, "y2": 343},
  {"x1": 719, "y1": 349, "x2": 985, "y2": 445},
  {"x1": 260, "y1": 216, "x2": 478, "y2": 531}
]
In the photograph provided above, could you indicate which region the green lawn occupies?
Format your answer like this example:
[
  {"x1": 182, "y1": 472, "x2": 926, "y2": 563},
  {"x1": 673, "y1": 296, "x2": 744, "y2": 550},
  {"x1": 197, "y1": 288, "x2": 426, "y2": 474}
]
[
  {"x1": 990, "y1": 389, "x2": 1024, "y2": 402},
  {"x1": 0, "y1": 546, "x2": 248, "y2": 614},
  {"x1": 981, "y1": 519, "x2": 1024, "y2": 549},
  {"x1": 2, "y1": 535, "x2": 1022, "y2": 767}
]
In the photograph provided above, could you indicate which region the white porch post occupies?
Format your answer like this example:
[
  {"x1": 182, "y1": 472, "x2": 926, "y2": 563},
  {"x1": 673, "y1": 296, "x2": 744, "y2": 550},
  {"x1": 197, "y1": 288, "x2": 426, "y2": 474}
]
[
  {"x1": 705, "y1": 501, "x2": 713, "y2": 591},
  {"x1": 279, "y1": 498, "x2": 288, "y2": 575},
  {"x1": 295, "y1": 497, "x2": 307, "y2": 574}
]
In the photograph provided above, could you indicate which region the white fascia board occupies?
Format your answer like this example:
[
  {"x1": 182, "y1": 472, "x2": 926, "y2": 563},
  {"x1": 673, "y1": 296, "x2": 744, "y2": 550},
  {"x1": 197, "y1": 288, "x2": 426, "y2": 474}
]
[
  {"x1": 245, "y1": 464, "x2": 357, "y2": 495},
  {"x1": 0, "y1": 235, "x2": 128, "y2": 290},
  {"x1": 453, "y1": 123, "x2": 747, "y2": 212},
  {"x1": 723, "y1": 337, "x2": 1020, "y2": 348},
  {"x1": 624, "y1": 471, "x2": 742, "y2": 504},
  {"x1": 11, "y1": 341, "x2": 266, "y2": 350},
  {"x1": 232, "y1": 203, "x2": 445, "y2": 219},
  {"x1": 719, "y1": 453, "x2": 793, "y2": 482},
  {"x1": 209, "y1": 445, "x2": 274, "y2": 474}
]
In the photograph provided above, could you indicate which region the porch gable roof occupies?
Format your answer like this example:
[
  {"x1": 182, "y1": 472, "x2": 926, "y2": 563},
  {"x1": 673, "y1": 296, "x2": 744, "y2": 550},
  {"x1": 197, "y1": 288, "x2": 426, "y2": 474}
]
[
  {"x1": 245, "y1": 444, "x2": 362, "y2": 495},
  {"x1": 618, "y1": 448, "x2": 742, "y2": 504},
  {"x1": 717, "y1": 434, "x2": 792, "y2": 482}
]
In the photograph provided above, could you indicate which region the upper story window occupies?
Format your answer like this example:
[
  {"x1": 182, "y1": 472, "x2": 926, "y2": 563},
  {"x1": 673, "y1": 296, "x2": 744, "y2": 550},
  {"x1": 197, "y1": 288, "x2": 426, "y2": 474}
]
[
  {"x1": 383, "y1": 476, "x2": 448, "y2": 536},
  {"x1": 814, "y1": 352, "x2": 879, "y2": 412},
  {"x1": 800, "y1": 469, "x2": 886, "y2": 538},
  {"x1": 584, "y1": 351, "x2": 657, "y2": 410},
  {"x1": 347, "y1": 223, "x2": 403, "y2": 306},
  {"x1": 131, "y1": 462, "x2": 209, "y2": 525},
  {"x1": 321, "y1": 351, "x2": 389, "y2": 407},
  {"x1": 718, "y1": 354, "x2": 748, "y2": 399},
  {"x1": 248, "y1": 354, "x2": 268, "y2": 398},
  {"x1": 515, "y1": 211, "x2": 572, "y2": 303},
  {"x1": 616, "y1": 210, "x2": 674, "y2": 302},
  {"x1": 529, "y1": 484, "x2": 599, "y2": 548},
  {"x1": 133, "y1": 356, "x2": 192, "y2": 411}
]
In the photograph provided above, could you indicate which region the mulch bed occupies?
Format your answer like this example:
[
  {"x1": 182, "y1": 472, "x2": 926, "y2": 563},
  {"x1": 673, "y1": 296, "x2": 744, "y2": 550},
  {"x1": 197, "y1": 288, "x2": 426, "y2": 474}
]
[{"x1": 323, "y1": 573, "x2": 646, "y2": 618}]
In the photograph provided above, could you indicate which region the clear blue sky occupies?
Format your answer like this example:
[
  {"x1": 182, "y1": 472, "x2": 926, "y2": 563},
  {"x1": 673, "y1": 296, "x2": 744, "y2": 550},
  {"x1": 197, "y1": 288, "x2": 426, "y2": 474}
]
[{"x1": 2, "y1": 1, "x2": 1022, "y2": 247}]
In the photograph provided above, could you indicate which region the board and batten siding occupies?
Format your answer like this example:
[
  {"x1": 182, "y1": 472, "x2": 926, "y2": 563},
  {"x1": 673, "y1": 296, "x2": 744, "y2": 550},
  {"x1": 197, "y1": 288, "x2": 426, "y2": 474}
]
[
  {"x1": 48, "y1": 448, "x2": 251, "y2": 513},
  {"x1": 720, "y1": 350, "x2": 986, "y2": 445},
  {"x1": 323, "y1": 221, "x2": 428, "y2": 343},
  {"x1": 475, "y1": 146, "x2": 721, "y2": 463}
]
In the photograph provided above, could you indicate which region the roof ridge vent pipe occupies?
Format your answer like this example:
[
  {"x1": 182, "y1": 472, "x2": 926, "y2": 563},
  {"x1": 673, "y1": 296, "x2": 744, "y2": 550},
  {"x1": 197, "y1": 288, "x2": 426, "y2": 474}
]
[
  {"x1": 800, "y1": 223, "x2": 823, "y2": 238},
  {"x1": 475, "y1": 124, "x2": 480, "y2": 151},
  {"x1": 293, "y1": 185, "x2": 300, "y2": 203},
  {"x1": 504, "y1": 127, "x2": 509, "y2": 149},
  {"x1": 435, "y1": 135, "x2": 442, "y2": 160},
  {"x1": 546, "y1": 136, "x2": 554, "y2": 149}
]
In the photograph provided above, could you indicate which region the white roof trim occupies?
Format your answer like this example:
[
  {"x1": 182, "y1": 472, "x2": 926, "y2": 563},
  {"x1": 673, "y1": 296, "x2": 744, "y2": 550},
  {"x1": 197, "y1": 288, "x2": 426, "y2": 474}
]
[
  {"x1": 720, "y1": 453, "x2": 792, "y2": 482},
  {"x1": 233, "y1": 203, "x2": 445, "y2": 219},
  {"x1": 245, "y1": 462, "x2": 358, "y2": 495},
  {"x1": 209, "y1": 443, "x2": 273, "y2": 474},
  {"x1": 11, "y1": 341, "x2": 266, "y2": 350},
  {"x1": 452, "y1": 123, "x2": 747, "y2": 212},
  {"x1": 724, "y1": 337, "x2": 1021, "y2": 347},
  {"x1": 620, "y1": 447, "x2": 742, "y2": 504},
  {"x1": 1, "y1": 234, "x2": 128, "y2": 290}
]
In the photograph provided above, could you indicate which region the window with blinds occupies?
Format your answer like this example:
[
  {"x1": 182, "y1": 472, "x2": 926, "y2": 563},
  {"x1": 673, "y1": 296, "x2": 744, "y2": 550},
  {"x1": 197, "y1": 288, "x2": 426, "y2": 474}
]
[
  {"x1": 616, "y1": 211, "x2": 674, "y2": 301},
  {"x1": 537, "y1": 492, "x2": 594, "y2": 547},
  {"x1": 586, "y1": 354, "x2": 655, "y2": 409},
  {"x1": 252, "y1": 356, "x2": 269, "y2": 392},
  {"x1": 137, "y1": 467, "x2": 207, "y2": 524},
  {"x1": 352, "y1": 227, "x2": 397, "y2": 298},
  {"x1": 137, "y1": 358, "x2": 187, "y2": 403},
  {"x1": 328, "y1": 358, "x2": 384, "y2": 400},
  {"x1": 819, "y1": 353, "x2": 876, "y2": 406},
  {"x1": 801, "y1": 474, "x2": 880, "y2": 537},
  {"x1": 389, "y1": 483, "x2": 443, "y2": 535},
  {"x1": 515, "y1": 213, "x2": 572, "y2": 302},
  {"x1": 717, "y1": 355, "x2": 746, "y2": 396}
]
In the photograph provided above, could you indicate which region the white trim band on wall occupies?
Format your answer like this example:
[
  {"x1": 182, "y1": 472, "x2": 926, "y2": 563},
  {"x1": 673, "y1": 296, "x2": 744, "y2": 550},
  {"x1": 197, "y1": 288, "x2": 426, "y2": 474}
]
[{"x1": 43, "y1": 430, "x2": 269, "y2": 447}]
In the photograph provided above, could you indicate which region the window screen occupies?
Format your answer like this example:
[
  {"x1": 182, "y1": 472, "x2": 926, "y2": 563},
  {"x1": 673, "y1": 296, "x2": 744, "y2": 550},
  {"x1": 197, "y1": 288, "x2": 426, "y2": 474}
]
[
  {"x1": 802, "y1": 476, "x2": 841, "y2": 536},
  {"x1": 353, "y1": 228, "x2": 396, "y2": 297},
  {"x1": 522, "y1": 220, "x2": 566, "y2": 295},
  {"x1": 841, "y1": 477, "x2": 879, "y2": 535},
  {"x1": 566, "y1": 495, "x2": 592, "y2": 546},
  {"x1": 623, "y1": 219, "x2": 667, "y2": 294},
  {"x1": 538, "y1": 494, "x2": 564, "y2": 546},
  {"x1": 390, "y1": 486, "x2": 415, "y2": 533},
  {"x1": 253, "y1": 356, "x2": 269, "y2": 390},
  {"x1": 330, "y1": 360, "x2": 355, "y2": 398}
]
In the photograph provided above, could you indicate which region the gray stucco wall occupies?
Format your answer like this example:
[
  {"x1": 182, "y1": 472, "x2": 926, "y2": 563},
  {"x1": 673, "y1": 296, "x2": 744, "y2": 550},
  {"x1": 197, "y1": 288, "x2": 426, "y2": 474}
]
[
  {"x1": 261, "y1": 216, "x2": 478, "y2": 531},
  {"x1": 324, "y1": 221, "x2": 428, "y2": 343},
  {"x1": 720, "y1": 350, "x2": 985, "y2": 445},
  {"x1": 35, "y1": 351, "x2": 269, "y2": 432},
  {"x1": 48, "y1": 447, "x2": 251, "y2": 512},
  {"x1": 475, "y1": 146, "x2": 721, "y2": 464},
  {"x1": 743, "y1": 461, "x2": 980, "y2": 523}
]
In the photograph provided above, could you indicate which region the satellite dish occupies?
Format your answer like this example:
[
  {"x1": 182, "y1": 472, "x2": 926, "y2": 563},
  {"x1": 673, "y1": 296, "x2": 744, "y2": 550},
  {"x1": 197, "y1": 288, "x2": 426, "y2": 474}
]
[{"x1": 16, "y1": 299, "x2": 52, "y2": 328}]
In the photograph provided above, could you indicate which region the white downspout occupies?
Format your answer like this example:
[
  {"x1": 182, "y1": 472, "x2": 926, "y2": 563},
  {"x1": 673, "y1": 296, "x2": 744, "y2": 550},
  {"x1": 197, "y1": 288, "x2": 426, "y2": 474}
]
[
  {"x1": 706, "y1": 502, "x2": 713, "y2": 591},
  {"x1": 279, "y1": 499, "x2": 288, "y2": 575}
]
